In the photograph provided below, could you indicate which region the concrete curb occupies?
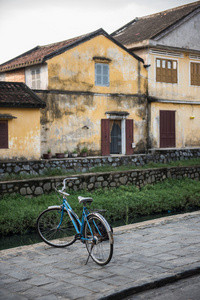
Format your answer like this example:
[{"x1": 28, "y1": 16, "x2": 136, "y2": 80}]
[{"x1": 98, "y1": 266, "x2": 200, "y2": 300}]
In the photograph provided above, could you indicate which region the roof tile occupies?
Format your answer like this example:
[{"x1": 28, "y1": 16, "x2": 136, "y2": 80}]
[
  {"x1": 112, "y1": 1, "x2": 200, "y2": 46},
  {"x1": 0, "y1": 81, "x2": 46, "y2": 108}
]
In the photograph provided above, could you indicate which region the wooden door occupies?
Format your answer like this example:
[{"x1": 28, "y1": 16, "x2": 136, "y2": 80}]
[
  {"x1": 160, "y1": 111, "x2": 175, "y2": 148},
  {"x1": 0, "y1": 120, "x2": 8, "y2": 149},
  {"x1": 126, "y1": 119, "x2": 134, "y2": 155},
  {"x1": 101, "y1": 119, "x2": 110, "y2": 156}
]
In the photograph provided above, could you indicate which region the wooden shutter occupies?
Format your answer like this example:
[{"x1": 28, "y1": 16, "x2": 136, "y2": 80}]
[
  {"x1": 160, "y1": 111, "x2": 175, "y2": 148},
  {"x1": 0, "y1": 120, "x2": 8, "y2": 149},
  {"x1": 191, "y1": 62, "x2": 200, "y2": 86},
  {"x1": 101, "y1": 119, "x2": 110, "y2": 156},
  {"x1": 126, "y1": 119, "x2": 134, "y2": 155}
]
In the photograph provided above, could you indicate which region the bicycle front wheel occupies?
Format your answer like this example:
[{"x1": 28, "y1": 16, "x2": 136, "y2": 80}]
[
  {"x1": 36, "y1": 207, "x2": 78, "y2": 247},
  {"x1": 84, "y1": 214, "x2": 114, "y2": 265}
]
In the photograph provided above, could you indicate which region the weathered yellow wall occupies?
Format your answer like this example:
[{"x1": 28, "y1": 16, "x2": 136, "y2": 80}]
[
  {"x1": 0, "y1": 108, "x2": 41, "y2": 160},
  {"x1": 148, "y1": 52, "x2": 200, "y2": 101},
  {"x1": 150, "y1": 102, "x2": 200, "y2": 148},
  {"x1": 47, "y1": 35, "x2": 147, "y2": 94},
  {"x1": 38, "y1": 34, "x2": 148, "y2": 155},
  {"x1": 39, "y1": 93, "x2": 147, "y2": 155}
]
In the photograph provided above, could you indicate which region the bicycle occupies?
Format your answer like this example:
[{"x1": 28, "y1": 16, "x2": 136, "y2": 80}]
[{"x1": 36, "y1": 177, "x2": 114, "y2": 265}]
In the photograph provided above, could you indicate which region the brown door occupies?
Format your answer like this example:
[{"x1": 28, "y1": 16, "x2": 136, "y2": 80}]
[
  {"x1": 101, "y1": 119, "x2": 110, "y2": 156},
  {"x1": 0, "y1": 120, "x2": 8, "y2": 149},
  {"x1": 126, "y1": 119, "x2": 134, "y2": 155},
  {"x1": 160, "y1": 111, "x2": 175, "y2": 148}
]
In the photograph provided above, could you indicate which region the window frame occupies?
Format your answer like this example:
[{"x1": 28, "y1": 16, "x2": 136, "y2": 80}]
[
  {"x1": 31, "y1": 68, "x2": 41, "y2": 89},
  {"x1": 156, "y1": 57, "x2": 178, "y2": 84},
  {"x1": 190, "y1": 62, "x2": 200, "y2": 86},
  {"x1": 95, "y1": 63, "x2": 110, "y2": 87}
]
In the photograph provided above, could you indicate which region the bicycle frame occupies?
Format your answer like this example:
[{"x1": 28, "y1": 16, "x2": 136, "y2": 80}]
[{"x1": 49, "y1": 195, "x2": 98, "y2": 243}]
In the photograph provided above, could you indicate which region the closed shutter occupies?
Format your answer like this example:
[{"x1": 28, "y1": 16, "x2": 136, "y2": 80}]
[
  {"x1": 0, "y1": 120, "x2": 8, "y2": 149},
  {"x1": 101, "y1": 119, "x2": 110, "y2": 156},
  {"x1": 191, "y1": 62, "x2": 200, "y2": 86},
  {"x1": 160, "y1": 111, "x2": 175, "y2": 148},
  {"x1": 126, "y1": 119, "x2": 134, "y2": 155},
  {"x1": 95, "y1": 64, "x2": 109, "y2": 86}
]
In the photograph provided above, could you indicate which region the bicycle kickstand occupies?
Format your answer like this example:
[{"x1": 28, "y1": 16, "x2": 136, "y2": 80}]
[{"x1": 85, "y1": 244, "x2": 94, "y2": 265}]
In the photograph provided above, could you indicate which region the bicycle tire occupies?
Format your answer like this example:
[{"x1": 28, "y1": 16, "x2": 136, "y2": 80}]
[
  {"x1": 84, "y1": 213, "x2": 114, "y2": 265},
  {"x1": 36, "y1": 207, "x2": 79, "y2": 247}
]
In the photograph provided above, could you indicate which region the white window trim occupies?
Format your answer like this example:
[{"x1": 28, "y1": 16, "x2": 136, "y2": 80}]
[{"x1": 155, "y1": 56, "x2": 179, "y2": 84}]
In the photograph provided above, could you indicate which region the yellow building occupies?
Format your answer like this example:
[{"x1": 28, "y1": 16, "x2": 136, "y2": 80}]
[
  {"x1": 113, "y1": 1, "x2": 200, "y2": 149},
  {"x1": 0, "y1": 29, "x2": 148, "y2": 156},
  {"x1": 0, "y1": 82, "x2": 46, "y2": 160}
]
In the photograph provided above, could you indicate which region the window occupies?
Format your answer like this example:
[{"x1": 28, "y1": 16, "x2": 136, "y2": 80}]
[
  {"x1": 156, "y1": 58, "x2": 177, "y2": 83},
  {"x1": 191, "y1": 62, "x2": 200, "y2": 86},
  {"x1": 0, "y1": 120, "x2": 8, "y2": 149},
  {"x1": 31, "y1": 69, "x2": 40, "y2": 89},
  {"x1": 95, "y1": 63, "x2": 109, "y2": 86}
]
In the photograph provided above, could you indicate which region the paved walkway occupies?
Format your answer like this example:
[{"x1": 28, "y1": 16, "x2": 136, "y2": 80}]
[{"x1": 0, "y1": 211, "x2": 200, "y2": 300}]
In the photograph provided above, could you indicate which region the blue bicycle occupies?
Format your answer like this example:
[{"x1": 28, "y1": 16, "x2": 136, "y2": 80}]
[{"x1": 36, "y1": 177, "x2": 114, "y2": 265}]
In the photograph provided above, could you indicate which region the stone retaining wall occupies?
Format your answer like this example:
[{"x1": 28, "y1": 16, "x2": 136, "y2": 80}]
[
  {"x1": 1, "y1": 165, "x2": 199, "y2": 197},
  {"x1": 0, "y1": 148, "x2": 200, "y2": 180}
]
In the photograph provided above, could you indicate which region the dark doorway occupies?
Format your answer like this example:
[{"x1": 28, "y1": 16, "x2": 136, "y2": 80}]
[
  {"x1": 110, "y1": 120, "x2": 121, "y2": 154},
  {"x1": 160, "y1": 110, "x2": 176, "y2": 148}
]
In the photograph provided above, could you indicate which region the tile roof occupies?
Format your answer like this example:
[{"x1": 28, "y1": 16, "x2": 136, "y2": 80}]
[
  {"x1": 0, "y1": 81, "x2": 46, "y2": 108},
  {"x1": 0, "y1": 28, "x2": 143, "y2": 73},
  {"x1": 0, "y1": 32, "x2": 89, "y2": 72},
  {"x1": 112, "y1": 1, "x2": 200, "y2": 47}
]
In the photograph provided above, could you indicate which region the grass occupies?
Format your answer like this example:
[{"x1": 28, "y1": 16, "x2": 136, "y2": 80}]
[
  {"x1": 1, "y1": 158, "x2": 200, "y2": 182},
  {"x1": 1, "y1": 178, "x2": 200, "y2": 236}
]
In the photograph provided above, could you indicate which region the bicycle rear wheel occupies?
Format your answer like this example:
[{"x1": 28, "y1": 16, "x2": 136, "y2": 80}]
[
  {"x1": 84, "y1": 213, "x2": 114, "y2": 265},
  {"x1": 36, "y1": 207, "x2": 78, "y2": 247}
]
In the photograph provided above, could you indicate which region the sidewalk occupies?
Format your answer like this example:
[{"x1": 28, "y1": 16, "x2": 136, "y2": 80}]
[{"x1": 0, "y1": 211, "x2": 200, "y2": 300}]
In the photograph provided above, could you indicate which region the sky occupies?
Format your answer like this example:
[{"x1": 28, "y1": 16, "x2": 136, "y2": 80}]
[{"x1": 0, "y1": 0, "x2": 197, "y2": 64}]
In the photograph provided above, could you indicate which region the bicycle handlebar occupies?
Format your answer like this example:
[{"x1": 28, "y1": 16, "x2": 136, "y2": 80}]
[
  {"x1": 62, "y1": 177, "x2": 78, "y2": 191},
  {"x1": 54, "y1": 177, "x2": 78, "y2": 195}
]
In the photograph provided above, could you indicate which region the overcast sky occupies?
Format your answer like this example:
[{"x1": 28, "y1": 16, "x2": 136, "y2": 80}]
[{"x1": 0, "y1": 0, "x2": 197, "y2": 64}]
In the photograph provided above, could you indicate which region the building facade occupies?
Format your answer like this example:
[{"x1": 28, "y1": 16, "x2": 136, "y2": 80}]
[
  {"x1": 0, "y1": 29, "x2": 148, "y2": 157},
  {"x1": 112, "y1": 1, "x2": 200, "y2": 149}
]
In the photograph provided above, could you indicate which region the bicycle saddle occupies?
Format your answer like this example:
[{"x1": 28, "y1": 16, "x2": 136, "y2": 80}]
[{"x1": 78, "y1": 196, "x2": 93, "y2": 205}]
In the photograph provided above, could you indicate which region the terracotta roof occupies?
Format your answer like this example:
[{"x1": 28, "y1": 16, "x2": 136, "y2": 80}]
[
  {"x1": 0, "y1": 81, "x2": 46, "y2": 108},
  {"x1": 0, "y1": 28, "x2": 143, "y2": 73},
  {"x1": 0, "y1": 32, "x2": 90, "y2": 72},
  {"x1": 112, "y1": 1, "x2": 200, "y2": 47}
]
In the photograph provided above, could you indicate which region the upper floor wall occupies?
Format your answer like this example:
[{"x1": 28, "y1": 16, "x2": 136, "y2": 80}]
[
  {"x1": 0, "y1": 34, "x2": 147, "y2": 96},
  {"x1": 136, "y1": 48, "x2": 200, "y2": 101},
  {"x1": 46, "y1": 35, "x2": 147, "y2": 95}
]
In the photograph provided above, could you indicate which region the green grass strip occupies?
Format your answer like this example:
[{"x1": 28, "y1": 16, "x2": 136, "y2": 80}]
[{"x1": 1, "y1": 178, "x2": 200, "y2": 236}]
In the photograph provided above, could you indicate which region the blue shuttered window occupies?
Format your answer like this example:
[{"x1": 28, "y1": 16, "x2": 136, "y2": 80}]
[{"x1": 95, "y1": 63, "x2": 109, "y2": 86}]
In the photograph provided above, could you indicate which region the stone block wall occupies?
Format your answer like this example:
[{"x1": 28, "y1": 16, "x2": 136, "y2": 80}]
[
  {"x1": 0, "y1": 148, "x2": 200, "y2": 180},
  {"x1": 0, "y1": 165, "x2": 199, "y2": 197}
]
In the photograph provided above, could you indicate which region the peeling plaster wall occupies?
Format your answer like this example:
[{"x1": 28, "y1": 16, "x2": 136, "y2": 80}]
[
  {"x1": 148, "y1": 52, "x2": 200, "y2": 101},
  {"x1": 38, "y1": 92, "x2": 148, "y2": 155},
  {"x1": 47, "y1": 35, "x2": 147, "y2": 95},
  {"x1": 149, "y1": 102, "x2": 200, "y2": 148},
  {"x1": 0, "y1": 108, "x2": 41, "y2": 160},
  {"x1": 37, "y1": 34, "x2": 148, "y2": 155}
]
